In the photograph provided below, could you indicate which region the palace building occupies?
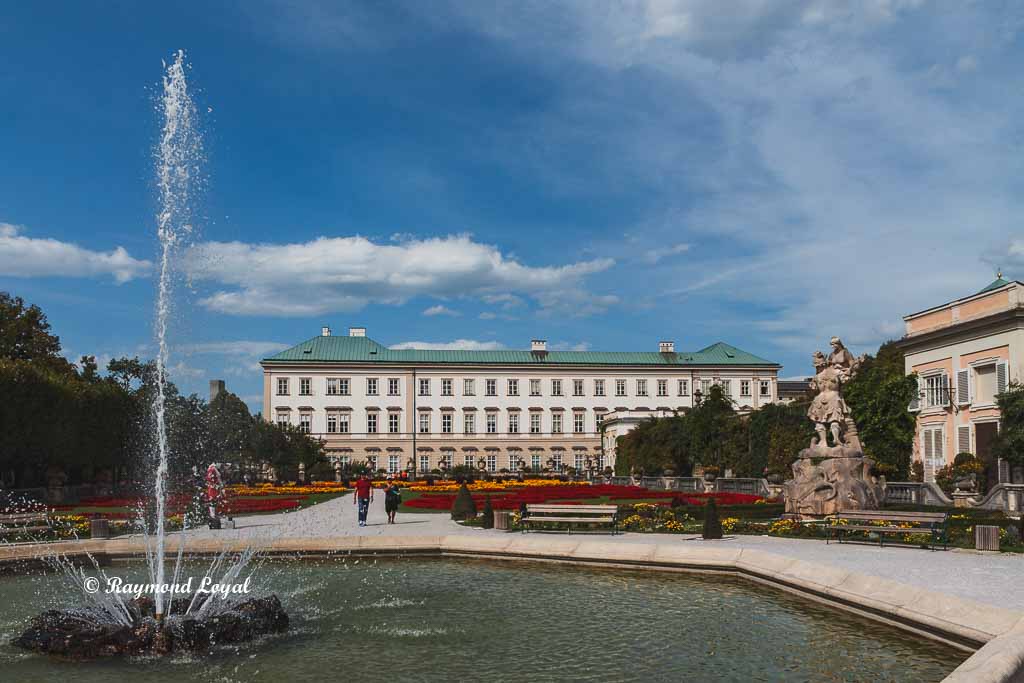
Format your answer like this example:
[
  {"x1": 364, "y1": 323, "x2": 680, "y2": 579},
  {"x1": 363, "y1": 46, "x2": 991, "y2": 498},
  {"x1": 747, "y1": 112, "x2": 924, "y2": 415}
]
[
  {"x1": 261, "y1": 327, "x2": 781, "y2": 474},
  {"x1": 899, "y1": 275, "x2": 1024, "y2": 486}
]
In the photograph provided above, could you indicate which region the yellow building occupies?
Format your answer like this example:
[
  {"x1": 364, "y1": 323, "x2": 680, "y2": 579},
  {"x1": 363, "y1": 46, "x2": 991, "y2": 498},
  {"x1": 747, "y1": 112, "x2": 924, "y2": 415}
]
[{"x1": 898, "y1": 276, "x2": 1023, "y2": 486}]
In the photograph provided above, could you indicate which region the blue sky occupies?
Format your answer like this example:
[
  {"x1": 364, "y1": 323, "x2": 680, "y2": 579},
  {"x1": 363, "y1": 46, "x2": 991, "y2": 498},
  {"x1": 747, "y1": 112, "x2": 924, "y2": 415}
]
[{"x1": 3, "y1": 1, "x2": 1023, "y2": 412}]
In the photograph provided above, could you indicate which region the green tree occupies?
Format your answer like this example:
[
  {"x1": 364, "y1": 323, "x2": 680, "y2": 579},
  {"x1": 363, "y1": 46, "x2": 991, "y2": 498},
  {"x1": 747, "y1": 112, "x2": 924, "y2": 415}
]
[
  {"x1": 481, "y1": 495, "x2": 495, "y2": 528},
  {"x1": 106, "y1": 356, "x2": 147, "y2": 391},
  {"x1": 748, "y1": 401, "x2": 814, "y2": 478},
  {"x1": 993, "y1": 381, "x2": 1024, "y2": 470},
  {"x1": 614, "y1": 414, "x2": 691, "y2": 476},
  {"x1": 451, "y1": 483, "x2": 477, "y2": 521},
  {"x1": 0, "y1": 292, "x2": 74, "y2": 375},
  {"x1": 702, "y1": 497, "x2": 723, "y2": 540},
  {"x1": 843, "y1": 340, "x2": 917, "y2": 479},
  {"x1": 687, "y1": 385, "x2": 743, "y2": 471}
]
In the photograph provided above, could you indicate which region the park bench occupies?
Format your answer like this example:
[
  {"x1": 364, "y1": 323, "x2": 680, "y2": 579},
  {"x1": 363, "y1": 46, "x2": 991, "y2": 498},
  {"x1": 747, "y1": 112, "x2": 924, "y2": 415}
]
[
  {"x1": 826, "y1": 510, "x2": 949, "y2": 550},
  {"x1": 521, "y1": 504, "x2": 618, "y2": 535},
  {"x1": 0, "y1": 512, "x2": 51, "y2": 537}
]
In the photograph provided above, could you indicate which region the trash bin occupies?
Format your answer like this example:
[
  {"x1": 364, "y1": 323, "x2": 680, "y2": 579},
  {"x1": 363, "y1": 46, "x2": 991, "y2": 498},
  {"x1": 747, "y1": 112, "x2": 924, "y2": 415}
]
[
  {"x1": 975, "y1": 525, "x2": 1000, "y2": 551},
  {"x1": 495, "y1": 511, "x2": 511, "y2": 530},
  {"x1": 90, "y1": 518, "x2": 110, "y2": 539}
]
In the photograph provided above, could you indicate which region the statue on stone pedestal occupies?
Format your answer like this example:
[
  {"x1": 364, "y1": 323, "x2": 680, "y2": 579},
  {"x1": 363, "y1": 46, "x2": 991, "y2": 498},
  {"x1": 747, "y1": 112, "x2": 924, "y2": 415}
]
[{"x1": 784, "y1": 337, "x2": 881, "y2": 518}]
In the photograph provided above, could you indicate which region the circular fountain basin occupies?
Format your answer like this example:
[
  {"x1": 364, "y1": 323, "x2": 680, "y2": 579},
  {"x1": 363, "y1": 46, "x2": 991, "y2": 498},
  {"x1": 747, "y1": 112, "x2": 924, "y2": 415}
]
[{"x1": 0, "y1": 557, "x2": 963, "y2": 681}]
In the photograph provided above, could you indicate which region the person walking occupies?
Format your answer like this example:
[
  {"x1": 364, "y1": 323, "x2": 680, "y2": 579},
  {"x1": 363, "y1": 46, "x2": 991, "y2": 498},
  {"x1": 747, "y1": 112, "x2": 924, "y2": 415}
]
[
  {"x1": 384, "y1": 477, "x2": 402, "y2": 524},
  {"x1": 354, "y1": 473, "x2": 373, "y2": 527}
]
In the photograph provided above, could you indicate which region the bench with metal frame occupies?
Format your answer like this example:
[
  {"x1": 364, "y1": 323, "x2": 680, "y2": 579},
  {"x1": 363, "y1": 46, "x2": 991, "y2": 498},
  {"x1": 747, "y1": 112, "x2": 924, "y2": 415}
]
[
  {"x1": 826, "y1": 510, "x2": 949, "y2": 550},
  {"x1": 521, "y1": 504, "x2": 618, "y2": 534},
  {"x1": 0, "y1": 512, "x2": 51, "y2": 537}
]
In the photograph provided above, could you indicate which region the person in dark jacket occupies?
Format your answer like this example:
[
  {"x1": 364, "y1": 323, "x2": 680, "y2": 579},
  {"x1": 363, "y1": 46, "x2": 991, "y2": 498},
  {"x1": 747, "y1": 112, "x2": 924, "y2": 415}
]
[{"x1": 384, "y1": 477, "x2": 402, "y2": 524}]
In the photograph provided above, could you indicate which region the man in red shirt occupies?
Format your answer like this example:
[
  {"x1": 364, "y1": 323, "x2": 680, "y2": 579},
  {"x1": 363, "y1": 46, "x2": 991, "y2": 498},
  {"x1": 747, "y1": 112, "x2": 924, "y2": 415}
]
[{"x1": 354, "y1": 474, "x2": 373, "y2": 527}]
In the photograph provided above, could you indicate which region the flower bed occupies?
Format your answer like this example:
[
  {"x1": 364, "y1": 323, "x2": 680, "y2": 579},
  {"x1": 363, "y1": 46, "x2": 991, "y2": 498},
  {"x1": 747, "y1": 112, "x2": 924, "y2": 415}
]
[
  {"x1": 406, "y1": 478, "x2": 584, "y2": 492},
  {"x1": 404, "y1": 485, "x2": 766, "y2": 512}
]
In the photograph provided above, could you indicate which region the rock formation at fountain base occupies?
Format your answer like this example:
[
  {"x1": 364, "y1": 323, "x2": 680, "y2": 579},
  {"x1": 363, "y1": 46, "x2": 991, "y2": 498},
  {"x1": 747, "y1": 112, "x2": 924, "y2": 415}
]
[
  {"x1": 783, "y1": 452, "x2": 883, "y2": 519},
  {"x1": 12, "y1": 594, "x2": 288, "y2": 660}
]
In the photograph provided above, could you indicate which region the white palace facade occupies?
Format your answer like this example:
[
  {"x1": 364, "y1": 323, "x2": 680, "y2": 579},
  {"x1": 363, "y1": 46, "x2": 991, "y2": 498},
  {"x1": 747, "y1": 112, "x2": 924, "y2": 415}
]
[{"x1": 261, "y1": 327, "x2": 781, "y2": 475}]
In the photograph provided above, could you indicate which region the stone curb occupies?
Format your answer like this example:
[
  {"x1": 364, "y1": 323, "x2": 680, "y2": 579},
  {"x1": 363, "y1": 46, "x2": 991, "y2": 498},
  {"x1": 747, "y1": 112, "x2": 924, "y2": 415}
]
[{"x1": 1, "y1": 534, "x2": 1020, "y2": 681}]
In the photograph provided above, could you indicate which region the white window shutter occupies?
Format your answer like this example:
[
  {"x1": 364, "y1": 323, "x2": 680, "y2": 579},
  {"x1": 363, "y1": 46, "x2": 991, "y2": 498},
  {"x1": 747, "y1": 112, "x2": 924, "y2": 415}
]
[
  {"x1": 936, "y1": 428, "x2": 946, "y2": 465},
  {"x1": 957, "y1": 425, "x2": 971, "y2": 455},
  {"x1": 940, "y1": 373, "x2": 950, "y2": 407},
  {"x1": 923, "y1": 429, "x2": 935, "y2": 481},
  {"x1": 957, "y1": 369, "x2": 970, "y2": 405},
  {"x1": 908, "y1": 376, "x2": 921, "y2": 412},
  {"x1": 997, "y1": 361, "x2": 1009, "y2": 395}
]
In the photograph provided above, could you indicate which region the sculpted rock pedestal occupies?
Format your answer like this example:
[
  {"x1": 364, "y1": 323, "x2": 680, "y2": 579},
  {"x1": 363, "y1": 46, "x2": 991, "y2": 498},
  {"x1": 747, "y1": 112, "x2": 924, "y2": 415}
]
[
  {"x1": 783, "y1": 450, "x2": 882, "y2": 518},
  {"x1": 783, "y1": 337, "x2": 882, "y2": 519}
]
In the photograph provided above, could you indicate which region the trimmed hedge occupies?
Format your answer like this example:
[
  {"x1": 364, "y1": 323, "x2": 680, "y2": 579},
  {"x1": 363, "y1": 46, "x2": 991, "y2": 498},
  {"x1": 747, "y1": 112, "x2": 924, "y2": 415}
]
[{"x1": 451, "y1": 483, "x2": 478, "y2": 521}]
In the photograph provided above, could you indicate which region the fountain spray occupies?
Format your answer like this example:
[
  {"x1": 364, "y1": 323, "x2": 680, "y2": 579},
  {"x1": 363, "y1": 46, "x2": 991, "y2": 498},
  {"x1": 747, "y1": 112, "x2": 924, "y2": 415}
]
[{"x1": 152, "y1": 50, "x2": 200, "y2": 623}]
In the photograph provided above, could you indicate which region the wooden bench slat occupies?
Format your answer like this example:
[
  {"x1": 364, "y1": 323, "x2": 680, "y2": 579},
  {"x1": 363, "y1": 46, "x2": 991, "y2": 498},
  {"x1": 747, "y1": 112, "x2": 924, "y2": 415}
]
[
  {"x1": 826, "y1": 510, "x2": 949, "y2": 550},
  {"x1": 523, "y1": 517, "x2": 615, "y2": 524},
  {"x1": 835, "y1": 512, "x2": 946, "y2": 520}
]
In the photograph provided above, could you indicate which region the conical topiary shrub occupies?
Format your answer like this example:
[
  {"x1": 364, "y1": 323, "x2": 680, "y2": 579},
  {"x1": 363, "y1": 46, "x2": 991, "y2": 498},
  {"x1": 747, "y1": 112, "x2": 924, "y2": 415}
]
[
  {"x1": 451, "y1": 483, "x2": 478, "y2": 521},
  {"x1": 702, "y1": 497, "x2": 723, "y2": 540},
  {"x1": 481, "y1": 495, "x2": 494, "y2": 529}
]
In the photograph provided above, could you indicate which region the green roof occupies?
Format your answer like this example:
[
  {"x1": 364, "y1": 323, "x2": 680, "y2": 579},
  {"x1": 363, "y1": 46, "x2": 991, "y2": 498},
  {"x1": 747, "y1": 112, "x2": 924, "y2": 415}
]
[
  {"x1": 262, "y1": 335, "x2": 778, "y2": 367},
  {"x1": 978, "y1": 277, "x2": 1011, "y2": 294}
]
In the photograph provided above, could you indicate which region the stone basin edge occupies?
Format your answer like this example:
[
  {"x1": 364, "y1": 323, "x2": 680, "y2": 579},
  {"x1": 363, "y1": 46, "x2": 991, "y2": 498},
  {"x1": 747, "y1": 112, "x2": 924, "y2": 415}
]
[{"x1": 0, "y1": 534, "x2": 1020, "y2": 683}]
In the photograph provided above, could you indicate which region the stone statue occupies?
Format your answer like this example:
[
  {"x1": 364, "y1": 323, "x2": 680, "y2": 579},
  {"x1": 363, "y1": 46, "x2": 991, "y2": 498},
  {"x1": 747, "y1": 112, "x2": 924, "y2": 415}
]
[
  {"x1": 803, "y1": 338, "x2": 863, "y2": 456},
  {"x1": 784, "y1": 337, "x2": 881, "y2": 518}
]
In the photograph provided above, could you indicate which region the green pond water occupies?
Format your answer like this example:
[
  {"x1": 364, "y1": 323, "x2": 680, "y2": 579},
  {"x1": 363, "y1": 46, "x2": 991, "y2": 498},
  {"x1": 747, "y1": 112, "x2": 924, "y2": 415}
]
[{"x1": 0, "y1": 557, "x2": 964, "y2": 682}]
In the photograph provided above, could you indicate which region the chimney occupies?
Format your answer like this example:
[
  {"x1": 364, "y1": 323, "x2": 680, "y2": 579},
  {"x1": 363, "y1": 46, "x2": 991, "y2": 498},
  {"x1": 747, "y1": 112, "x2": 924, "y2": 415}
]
[
  {"x1": 659, "y1": 340, "x2": 675, "y2": 354},
  {"x1": 531, "y1": 339, "x2": 547, "y2": 352},
  {"x1": 209, "y1": 379, "x2": 225, "y2": 402},
  {"x1": 349, "y1": 327, "x2": 366, "y2": 337},
  {"x1": 321, "y1": 326, "x2": 331, "y2": 337}
]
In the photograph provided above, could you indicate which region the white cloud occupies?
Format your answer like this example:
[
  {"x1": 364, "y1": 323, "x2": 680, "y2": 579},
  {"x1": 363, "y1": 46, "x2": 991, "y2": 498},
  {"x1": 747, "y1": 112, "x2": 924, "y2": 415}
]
[
  {"x1": 428, "y1": 1, "x2": 1024, "y2": 358},
  {"x1": 422, "y1": 304, "x2": 460, "y2": 317},
  {"x1": 0, "y1": 223, "x2": 151, "y2": 283},
  {"x1": 549, "y1": 340, "x2": 592, "y2": 351},
  {"x1": 478, "y1": 311, "x2": 497, "y2": 320},
  {"x1": 642, "y1": 242, "x2": 690, "y2": 264},
  {"x1": 187, "y1": 234, "x2": 614, "y2": 317},
  {"x1": 389, "y1": 339, "x2": 506, "y2": 351},
  {"x1": 177, "y1": 340, "x2": 290, "y2": 376}
]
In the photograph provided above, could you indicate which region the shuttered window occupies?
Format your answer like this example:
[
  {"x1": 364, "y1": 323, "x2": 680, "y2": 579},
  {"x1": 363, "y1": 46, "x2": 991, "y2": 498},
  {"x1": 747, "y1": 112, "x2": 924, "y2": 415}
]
[
  {"x1": 922, "y1": 425, "x2": 945, "y2": 482},
  {"x1": 957, "y1": 425, "x2": 971, "y2": 455},
  {"x1": 997, "y1": 361, "x2": 1009, "y2": 395},
  {"x1": 956, "y1": 369, "x2": 971, "y2": 405}
]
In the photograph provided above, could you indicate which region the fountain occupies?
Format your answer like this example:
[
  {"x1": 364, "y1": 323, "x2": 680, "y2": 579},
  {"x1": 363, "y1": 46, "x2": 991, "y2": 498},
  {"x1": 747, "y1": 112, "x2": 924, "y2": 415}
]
[{"x1": 11, "y1": 50, "x2": 289, "y2": 660}]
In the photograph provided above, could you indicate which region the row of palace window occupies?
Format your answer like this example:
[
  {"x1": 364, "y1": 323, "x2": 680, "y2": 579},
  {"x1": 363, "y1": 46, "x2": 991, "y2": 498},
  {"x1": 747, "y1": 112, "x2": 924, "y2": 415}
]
[
  {"x1": 278, "y1": 410, "x2": 601, "y2": 435},
  {"x1": 332, "y1": 452, "x2": 606, "y2": 474},
  {"x1": 276, "y1": 376, "x2": 773, "y2": 399}
]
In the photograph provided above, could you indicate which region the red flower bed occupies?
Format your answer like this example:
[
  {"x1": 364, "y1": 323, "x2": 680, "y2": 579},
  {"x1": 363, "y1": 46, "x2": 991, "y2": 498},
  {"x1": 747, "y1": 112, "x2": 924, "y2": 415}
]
[
  {"x1": 405, "y1": 485, "x2": 764, "y2": 511},
  {"x1": 670, "y1": 492, "x2": 763, "y2": 506},
  {"x1": 221, "y1": 498, "x2": 302, "y2": 514}
]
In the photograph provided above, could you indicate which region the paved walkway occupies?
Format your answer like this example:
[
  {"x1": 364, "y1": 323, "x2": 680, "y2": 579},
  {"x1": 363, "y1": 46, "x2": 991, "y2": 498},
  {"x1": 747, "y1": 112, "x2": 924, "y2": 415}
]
[{"x1": 170, "y1": 495, "x2": 1024, "y2": 612}]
